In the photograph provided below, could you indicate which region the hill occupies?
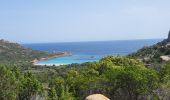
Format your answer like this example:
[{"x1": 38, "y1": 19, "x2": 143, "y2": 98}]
[
  {"x1": 129, "y1": 31, "x2": 170, "y2": 64},
  {"x1": 0, "y1": 36, "x2": 170, "y2": 99},
  {"x1": 0, "y1": 39, "x2": 59, "y2": 65}
]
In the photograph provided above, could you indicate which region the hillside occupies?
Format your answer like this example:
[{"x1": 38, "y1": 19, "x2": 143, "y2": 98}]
[
  {"x1": 0, "y1": 39, "x2": 57, "y2": 65},
  {"x1": 0, "y1": 38, "x2": 170, "y2": 99},
  {"x1": 129, "y1": 31, "x2": 170, "y2": 64}
]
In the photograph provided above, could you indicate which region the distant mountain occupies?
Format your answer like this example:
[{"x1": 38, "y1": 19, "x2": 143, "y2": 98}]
[
  {"x1": 0, "y1": 39, "x2": 56, "y2": 65},
  {"x1": 129, "y1": 31, "x2": 170, "y2": 64}
]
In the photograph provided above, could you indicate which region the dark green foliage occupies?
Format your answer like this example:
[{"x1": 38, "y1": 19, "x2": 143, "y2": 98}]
[
  {"x1": 160, "y1": 61, "x2": 170, "y2": 83},
  {"x1": 48, "y1": 86, "x2": 57, "y2": 100},
  {"x1": 155, "y1": 61, "x2": 170, "y2": 99},
  {"x1": 0, "y1": 64, "x2": 43, "y2": 100},
  {"x1": 0, "y1": 56, "x2": 169, "y2": 100},
  {"x1": 1, "y1": 39, "x2": 170, "y2": 99},
  {"x1": 48, "y1": 56, "x2": 160, "y2": 100},
  {"x1": 18, "y1": 72, "x2": 43, "y2": 100},
  {"x1": 0, "y1": 65, "x2": 20, "y2": 100}
]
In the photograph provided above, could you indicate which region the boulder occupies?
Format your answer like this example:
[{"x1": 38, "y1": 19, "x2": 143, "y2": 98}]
[
  {"x1": 160, "y1": 55, "x2": 170, "y2": 61},
  {"x1": 85, "y1": 94, "x2": 110, "y2": 100}
]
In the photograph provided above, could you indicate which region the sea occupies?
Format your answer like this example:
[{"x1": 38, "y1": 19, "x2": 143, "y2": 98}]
[{"x1": 23, "y1": 39, "x2": 162, "y2": 65}]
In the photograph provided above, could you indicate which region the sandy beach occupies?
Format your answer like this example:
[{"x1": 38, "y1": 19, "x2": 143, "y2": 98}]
[
  {"x1": 32, "y1": 52, "x2": 72, "y2": 66},
  {"x1": 33, "y1": 63, "x2": 66, "y2": 66}
]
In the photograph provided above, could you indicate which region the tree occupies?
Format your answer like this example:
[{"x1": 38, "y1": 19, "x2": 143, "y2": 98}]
[
  {"x1": 0, "y1": 64, "x2": 43, "y2": 100},
  {"x1": 117, "y1": 66, "x2": 159, "y2": 100},
  {"x1": 19, "y1": 72, "x2": 43, "y2": 100},
  {"x1": 48, "y1": 86, "x2": 57, "y2": 100},
  {"x1": 0, "y1": 65, "x2": 20, "y2": 100},
  {"x1": 47, "y1": 56, "x2": 161, "y2": 100}
]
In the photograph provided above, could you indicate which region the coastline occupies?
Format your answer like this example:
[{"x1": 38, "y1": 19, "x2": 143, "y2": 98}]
[
  {"x1": 32, "y1": 52, "x2": 72, "y2": 66},
  {"x1": 33, "y1": 63, "x2": 66, "y2": 66}
]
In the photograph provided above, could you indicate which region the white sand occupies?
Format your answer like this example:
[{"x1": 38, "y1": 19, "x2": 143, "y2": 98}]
[{"x1": 33, "y1": 63, "x2": 66, "y2": 66}]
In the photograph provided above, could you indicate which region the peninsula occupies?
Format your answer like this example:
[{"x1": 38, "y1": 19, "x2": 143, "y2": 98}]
[{"x1": 0, "y1": 39, "x2": 71, "y2": 65}]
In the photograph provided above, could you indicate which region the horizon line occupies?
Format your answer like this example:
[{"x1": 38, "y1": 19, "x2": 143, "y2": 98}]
[{"x1": 22, "y1": 38, "x2": 164, "y2": 44}]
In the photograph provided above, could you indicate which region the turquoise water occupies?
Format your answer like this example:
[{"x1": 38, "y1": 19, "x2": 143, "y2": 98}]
[
  {"x1": 24, "y1": 39, "x2": 162, "y2": 65},
  {"x1": 36, "y1": 55, "x2": 100, "y2": 65}
]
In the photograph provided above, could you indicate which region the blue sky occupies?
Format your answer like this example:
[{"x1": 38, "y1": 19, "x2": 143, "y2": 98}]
[{"x1": 0, "y1": 0, "x2": 170, "y2": 43}]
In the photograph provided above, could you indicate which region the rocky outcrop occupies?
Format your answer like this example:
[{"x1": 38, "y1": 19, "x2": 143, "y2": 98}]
[
  {"x1": 167, "y1": 30, "x2": 170, "y2": 42},
  {"x1": 160, "y1": 55, "x2": 170, "y2": 61},
  {"x1": 157, "y1": 30, "x2": 170, "y2": 45},
  {"x1": 129, "y1": 30, "x2": 170, "y2": 64},
  {"x1": 85, "y1": 94, "x2": 110, "y2": 100}
]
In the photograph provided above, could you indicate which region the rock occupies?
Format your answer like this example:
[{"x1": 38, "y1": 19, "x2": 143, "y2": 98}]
[
  {"x1": 160, "y1": 55, "x2": 170, "y2": 61},
  {"x1": 85, "y1": 94, "x2": 110, "y2": 100},
  {"x1": 167, "y1": 30, "x2": 170, "y2": 42}
]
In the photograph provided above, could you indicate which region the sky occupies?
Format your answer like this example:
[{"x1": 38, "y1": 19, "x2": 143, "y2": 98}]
[{"x1": 0, "y1": 0, "x2": 170, "y2": 43}]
